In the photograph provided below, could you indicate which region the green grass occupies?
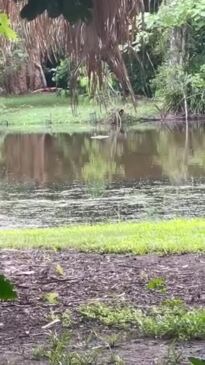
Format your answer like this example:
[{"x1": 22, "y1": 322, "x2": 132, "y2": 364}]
[
  {"x1": 79, "y1": 301, "x2": 205, "y2": 340},
  {"x1": 0, "y1": 94, "x2": 159, "y2": 133},
  {"x1": 0, "y1": 94, "x2": 100, "y2": 133},
  {"x1": 0, "y1": 218, "x2": 205, "y2": 254},
  {"x1": 0, "y1": 94, "x2": 69, "y2": 108}
]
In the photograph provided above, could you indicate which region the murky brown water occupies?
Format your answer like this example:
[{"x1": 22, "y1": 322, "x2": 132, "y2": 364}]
[{"x1": 0, "y1": 123, "x2": 205, "y2": 228}]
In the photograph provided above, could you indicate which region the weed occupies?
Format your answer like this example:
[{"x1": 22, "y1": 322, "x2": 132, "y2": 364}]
[
  {"x1": 139, "y1": 270, "x2": 149, "y2": 281},
  {"x1": 147, "y1": 277, "x2": 167, "y2": 293},
  {"x1": 93, "y1": 331, "x2": 122, "y2": 349},
  {"x1": 156, "y1": 343, "x2": 183, "y2": 365},
  {"x1": 47, "y1": 310, "x2": 60, "y2": 322},
  {"x1": 110, "y1": 353, "x2": 125, "y2": 365},
  {"x1": 62, "y1": 310, "x2": 72, "y2": 327},
  {"x1": 55, "y1": 264, "x2": 64, "y2": 277},
  {"x1": 104, "y1": 333, "x2": 122, "y2": 349},
  {"x1": 32, "y1": 345, "x2": 47, "y2": 361},
  {"x1": 79, "y1": 302, "x2": 143, "y2": 328},
  {"x1": 136, "y1": 303, "x2": 205, "y2": 340},
  {"x1": 161, "y1": 299, "x2": 185, "y2": 311},
  {"x1": 42, "y1": 292, "x2": 59, "y2": 305},
  {"x1": 79, "y1": 302, "x2": 205, "y2": 340},
  {"x1": 46, "y1": 331, "x2": 70, "y2": 365},
  {"x1": 33, "y1": 328, "x2": 123, "y2": 365}
]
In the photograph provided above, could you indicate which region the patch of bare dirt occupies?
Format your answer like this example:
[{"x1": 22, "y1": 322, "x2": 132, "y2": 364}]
[{"x1": 0, "y1": 250, "x2": 205, "y2": 364}]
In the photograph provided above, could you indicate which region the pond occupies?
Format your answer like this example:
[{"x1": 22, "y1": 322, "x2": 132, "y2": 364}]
[{"x1": 0, "y1": 123, "x2": 205, "y2": 228}]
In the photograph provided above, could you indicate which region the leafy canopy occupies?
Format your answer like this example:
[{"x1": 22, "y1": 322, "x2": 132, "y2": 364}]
[
  {"x1": 146, "y1": 0, "x2": 205, "y2": 30},
  {"x1": 16, "y1": 0, "x2": 93, "y2": 23}
]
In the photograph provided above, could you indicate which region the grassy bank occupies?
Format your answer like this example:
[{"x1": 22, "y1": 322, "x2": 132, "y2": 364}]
[
  {"x1": 0, "y1": 219, "x2": 205, "y2": 254},
  {"x1": 0, "y1": 94, "x2": 159, "y2": 133},
  {"x1": 0, "y1": 94, "x2": 99, "y2": 133}
]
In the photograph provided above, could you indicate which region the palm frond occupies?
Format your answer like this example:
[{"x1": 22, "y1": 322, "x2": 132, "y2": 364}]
[{"x1": 0, "y1": 0, "x2": 142, "y2": 97}]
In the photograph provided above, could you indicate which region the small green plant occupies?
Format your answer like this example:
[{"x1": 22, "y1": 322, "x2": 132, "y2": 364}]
[
  {"x1": 46, "y1": 331, "x2": 70, "y2": 365},
  {"x1": 42, "y1": 292, "x2": 59, "y2": 305},
  {"x1": 32, "y1": 346, "x2": 47, "y2": 361},
  {"x1": 157, "y1": 343, "x2": 183, "y2": 365},
  {"x1": 33, "y1": 329, "x2": 112, "y2": 365},
  {"x1": 0, "y1": 274, "x2": 17, "y2": 301},
  {"x1": 161, "y1": 299, "x2": 185, "y2": 311},
  {"x1": 62, "y1": 309, "x2": 72, "y2": 327},
  {"x1": 79, "y1": 302, "x2": 143, "y2": 328},
  {"x1": 110, "y1": 354, "x2": 125, "y2": 365},
  {"x1": 143, "y1": 304, "x2": 205, "y2": 340},
  {"x1": 55, "y1": 264, "x2": 64, "y2": 277},
  {"x1": 94, "y1": 332, "x2": 122, "y2": 349},
  {"x1": 105, "y1": 333, "x2": 121, "y2": 349},
  {"x1": 47, "y1": 310, "x2": 60, "y2": 323},
  {"x1": 189, "y1": 358, "x2": 205, "y2": 365},
  {"x1": 147, "y1": 277, "x2": 166, "y2": 293}
]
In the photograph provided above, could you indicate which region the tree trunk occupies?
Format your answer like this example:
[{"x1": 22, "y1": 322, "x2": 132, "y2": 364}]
[
  {"x1": 4, "y1": 62, "x2": 45, "y2": 95},
  {"x1": 169, "y1": 26, "x2": 187, "y2": 66}
]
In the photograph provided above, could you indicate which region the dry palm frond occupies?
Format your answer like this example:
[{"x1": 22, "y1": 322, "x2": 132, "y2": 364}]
[{"x1": 0, "y1": 0, "x2": 142, "y2": 97}]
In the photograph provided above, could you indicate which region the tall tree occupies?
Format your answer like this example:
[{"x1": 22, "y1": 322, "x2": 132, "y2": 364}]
[{"x1": 1, "y1": 0, "x2": 141, "y2": 97}]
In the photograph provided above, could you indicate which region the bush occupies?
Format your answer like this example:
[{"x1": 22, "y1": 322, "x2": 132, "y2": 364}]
[
  {"x1": 52, "y1": 59, "x2": 89, "y2": 96},
  {"x1": 153, "y1": 63, "x2": 205, "y2": 115}
]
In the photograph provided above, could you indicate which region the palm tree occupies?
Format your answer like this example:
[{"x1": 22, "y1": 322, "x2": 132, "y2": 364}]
[{"x1": 0, "y1": 0, "x2": 141, "y2": 96}]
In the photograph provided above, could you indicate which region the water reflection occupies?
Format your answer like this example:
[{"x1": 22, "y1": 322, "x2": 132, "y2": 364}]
[
  {"x1": 2, "y1": 126, "x2": 205, "y2": 185},
  {"x1": 155, "y1": 126, "x2": 205, "y2": 183},
  {"x1": 155, "y1": 129, "x2": 189, "y2": 183},
  {"x1": 82, "y1": 135, "x2": 125, "y2": 196},
  {"x1": 0, "y1": 124, "x2": 205, "y2": 227}
]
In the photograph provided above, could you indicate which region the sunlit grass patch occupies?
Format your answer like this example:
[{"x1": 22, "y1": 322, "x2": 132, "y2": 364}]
[
  {"x1": 0, "y1": 94, "x2": 100, "y2": 132},
  {"x1": 0, "y1": 219, "x2": 204, "y2": 254},
  {"x1": 0, "y1": 94, "x2": 159, "y2": 133}
]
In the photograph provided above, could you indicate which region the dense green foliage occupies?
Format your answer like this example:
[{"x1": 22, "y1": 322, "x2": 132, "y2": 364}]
[
  {"x1": 122, "y1": 0, "x2": 205, "y2": 114},
  {"x1": 148, "y1": 0, "x2": 205, "y2": 114},
  {"x1": 52, "y1": 59, "x2": 89, "y2": 96},
  {"x1": 123, "y1": 14, "x2": 163, "y2": 97}
]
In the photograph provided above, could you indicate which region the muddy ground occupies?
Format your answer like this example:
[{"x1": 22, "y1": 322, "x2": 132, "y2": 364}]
[{"x1": 0, "y1": 250, "x2": 205, "y2": 364}]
